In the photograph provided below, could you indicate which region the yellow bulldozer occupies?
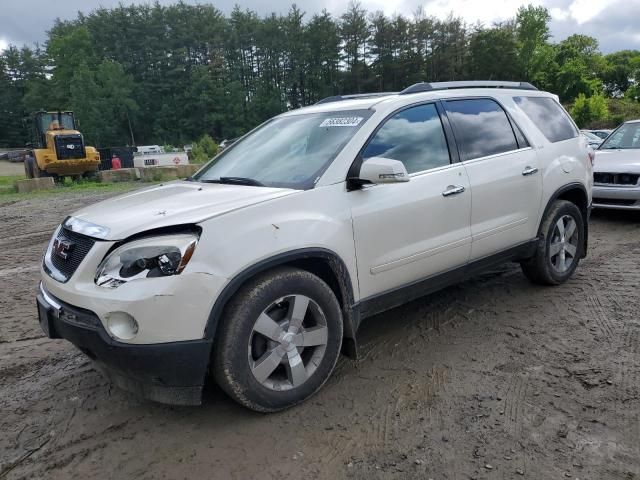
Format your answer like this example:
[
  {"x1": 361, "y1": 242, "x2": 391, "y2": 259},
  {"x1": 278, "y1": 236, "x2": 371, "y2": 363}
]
[{"x1": 24, "y1": 111, "x2": 100, "y2": 179}]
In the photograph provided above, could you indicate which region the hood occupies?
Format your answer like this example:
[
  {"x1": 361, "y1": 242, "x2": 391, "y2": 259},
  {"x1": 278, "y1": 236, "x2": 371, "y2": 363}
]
[
  {"x1": 70, "y1": 181, "x2": 298, "y2": 240},
  {"x1": 594, "y1": 149, "x2": 640, "y2": 173}
]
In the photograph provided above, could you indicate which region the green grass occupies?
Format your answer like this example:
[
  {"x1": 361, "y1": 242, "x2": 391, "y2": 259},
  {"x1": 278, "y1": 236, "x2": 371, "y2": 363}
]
[
  {"x1": 0, "y1": 175, "x2": 23, "y2": 195},
  {"x1": 0, "y1": 175, "x2": 147, "y2": 202}
]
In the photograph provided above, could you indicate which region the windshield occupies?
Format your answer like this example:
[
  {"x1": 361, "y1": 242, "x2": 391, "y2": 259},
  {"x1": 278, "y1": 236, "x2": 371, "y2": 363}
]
[
  {"x1": 581, "y1": 131, "x2": 601, "y2": 141},
  {"x1": 39, "y1": 113, "x2": 75, "y2": 132},
  {"x1": 194, "y1": 110, "x2": 372, "y2": 189},
  {"x1": 600, "y1": 122, "x2": 640, "y2": 150}
]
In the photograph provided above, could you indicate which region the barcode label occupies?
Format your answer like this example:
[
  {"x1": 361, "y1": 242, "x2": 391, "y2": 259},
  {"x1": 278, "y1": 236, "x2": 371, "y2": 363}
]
[{"x1": 319, "y1": 117, "x2": 363, "y2": 127}]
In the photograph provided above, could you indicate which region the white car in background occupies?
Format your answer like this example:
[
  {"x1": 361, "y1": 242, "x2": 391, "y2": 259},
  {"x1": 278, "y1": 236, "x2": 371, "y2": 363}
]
[
  {"x1": 593, "y1": 120, "x2": 640, "y2": 210},
  {"x1": 587, "y1": 129, "x2": 613, "y2": 140},
  {"x1": 581, "y1": 130, "x2": 603, "y2": 148},
  {"x1": 37, "y1": 81, "x2": 592, "y2": 412}
]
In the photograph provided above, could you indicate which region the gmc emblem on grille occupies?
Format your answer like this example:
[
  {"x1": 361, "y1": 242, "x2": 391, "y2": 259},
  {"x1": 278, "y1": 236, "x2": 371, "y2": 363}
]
[{"x1": 53, "y1": 237, "x2": 74, "y2": 260}]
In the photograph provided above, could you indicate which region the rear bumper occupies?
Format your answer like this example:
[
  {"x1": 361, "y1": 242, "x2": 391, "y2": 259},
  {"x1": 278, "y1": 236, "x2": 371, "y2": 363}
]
[
  {"x1": 37, "y1": 287, "x2": 212, "y2": 406},
  {"x1": 592, "y1": 184, "x2": 640, "y2": 210}
]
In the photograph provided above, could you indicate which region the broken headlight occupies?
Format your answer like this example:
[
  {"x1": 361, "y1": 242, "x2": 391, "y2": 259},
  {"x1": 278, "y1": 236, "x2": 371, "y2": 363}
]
[{"x1": 95, "y1": 234, "x2": 198, "y2": 288}]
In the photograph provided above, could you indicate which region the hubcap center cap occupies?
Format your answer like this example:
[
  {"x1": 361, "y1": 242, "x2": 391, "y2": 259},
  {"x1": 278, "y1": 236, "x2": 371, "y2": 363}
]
[{"x1": 280, "y1": 332, "x2": 296, "y2": 350}]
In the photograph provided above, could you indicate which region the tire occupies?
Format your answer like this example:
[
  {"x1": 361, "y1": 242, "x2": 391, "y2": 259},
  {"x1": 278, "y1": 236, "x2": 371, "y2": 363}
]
[
  {"x1": 24, "y1": 158, "x2": 34, "y2": 179},
  {"x1": 32, "y1": 160, "x2": 45, "y2": 178},
  {"x1": 521, "y1": 200, "x2": 585, "y2": 285},
  {"x1": 213, "y1": 267, "x2": 343, "y2": 412}
]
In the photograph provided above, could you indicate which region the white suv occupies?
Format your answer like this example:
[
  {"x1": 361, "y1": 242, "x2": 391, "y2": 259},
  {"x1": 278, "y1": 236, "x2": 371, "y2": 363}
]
[{"x1": 37, "y1": 81, "x2": 593, "y2": 411}]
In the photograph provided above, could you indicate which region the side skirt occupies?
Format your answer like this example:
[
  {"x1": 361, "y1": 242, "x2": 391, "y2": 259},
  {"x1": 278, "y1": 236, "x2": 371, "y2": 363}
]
[{"x1": 354, "y1": 238, "x2": 538, "y2": 321}]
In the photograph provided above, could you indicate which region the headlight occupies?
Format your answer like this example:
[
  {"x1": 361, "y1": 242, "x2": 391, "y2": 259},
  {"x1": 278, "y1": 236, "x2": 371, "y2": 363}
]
[{"x1": 95, "y1": 234, "x2": 198, "y2": 288}]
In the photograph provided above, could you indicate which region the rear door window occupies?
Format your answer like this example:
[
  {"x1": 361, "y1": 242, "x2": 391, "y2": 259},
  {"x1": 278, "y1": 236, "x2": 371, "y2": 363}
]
[
  {"x1": 513, "y1": 96, "x2": 578, "y2": 143},
  {"x1": 444, "y1": 98, "x2": 519, "y2": 161}
]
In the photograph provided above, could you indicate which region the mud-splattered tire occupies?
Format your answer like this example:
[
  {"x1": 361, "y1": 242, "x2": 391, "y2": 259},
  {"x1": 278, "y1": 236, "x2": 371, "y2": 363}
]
[
  {"x1": 31, "y1": 160, "x2": 52, "y2": 179},
  {"x1": 521, "y1": 200, "x2": 585, "y2": 285},
  {"x1": 213, "y1": 267, "x2": 343, "y2": 412},
  {"x1": 24, "y1": 158, "x2": 34, "y2": 179}
]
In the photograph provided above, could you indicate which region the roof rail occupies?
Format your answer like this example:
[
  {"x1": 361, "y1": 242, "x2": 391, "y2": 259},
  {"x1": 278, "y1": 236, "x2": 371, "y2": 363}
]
[
  {"x1": 400, "y1": 81, "x2": 538, "y2": 95},
  {"x1": 315, "y1": 92, "x2": 397, "y2": 105}
]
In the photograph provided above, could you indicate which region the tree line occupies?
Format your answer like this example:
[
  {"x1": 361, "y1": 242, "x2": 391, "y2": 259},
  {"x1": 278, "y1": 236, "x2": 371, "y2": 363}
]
[{"x1": 1, "y1": 1, "x2": 639, "y2": 149}]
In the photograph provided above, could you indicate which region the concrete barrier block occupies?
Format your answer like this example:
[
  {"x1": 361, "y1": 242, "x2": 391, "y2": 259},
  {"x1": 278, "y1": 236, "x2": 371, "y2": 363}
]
[
  {"x1": 15, "y1": 177, "x2": 55, "y2": 193},
  {"x1": 175, "y1": 164, "x2": 202, "y2": 178},
  {"x1": 139, "y1": 166, "x2": 179, "y2": 182},
  {"x1": 97, "y1": 168, "x2": 140, "y2": 183}
]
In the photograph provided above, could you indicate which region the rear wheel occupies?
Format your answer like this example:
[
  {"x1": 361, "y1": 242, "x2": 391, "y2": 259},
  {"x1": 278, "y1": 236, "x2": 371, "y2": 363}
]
[
  {"x1": 213, "y1": 267, "x2": 343, "y2": 412},
  {"x1": 24, "y1": 158, "x2": 34, "y2": 179},
  {"x1": 521, "y1": 200, "x2": 584, "y2": 285}
]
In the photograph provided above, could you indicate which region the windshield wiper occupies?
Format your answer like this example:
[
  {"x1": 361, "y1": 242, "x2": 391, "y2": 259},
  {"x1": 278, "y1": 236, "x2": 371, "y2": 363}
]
[{"x1": 200, "y1": 176, "x2": 265, "y2": 187}]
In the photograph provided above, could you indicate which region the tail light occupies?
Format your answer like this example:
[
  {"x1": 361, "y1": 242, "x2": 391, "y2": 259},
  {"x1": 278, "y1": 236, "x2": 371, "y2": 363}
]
[{"x1": 587, "y1": 151, "x2": 595, "y2": 166}]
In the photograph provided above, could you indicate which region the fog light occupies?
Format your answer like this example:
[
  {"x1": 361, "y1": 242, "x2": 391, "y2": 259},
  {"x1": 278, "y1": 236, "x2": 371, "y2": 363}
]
[{"x1": 105, "y1": 312, "x2": 139, "y2": 340}]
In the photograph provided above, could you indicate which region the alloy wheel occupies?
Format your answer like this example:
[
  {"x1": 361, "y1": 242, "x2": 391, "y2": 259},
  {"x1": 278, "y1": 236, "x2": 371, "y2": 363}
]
[
  {"x1": 248, "y1": 294, "x2": 329, "y2": 391},
  {"x1": 549, "y1": 214, "x2": 579, "y2": 273}
]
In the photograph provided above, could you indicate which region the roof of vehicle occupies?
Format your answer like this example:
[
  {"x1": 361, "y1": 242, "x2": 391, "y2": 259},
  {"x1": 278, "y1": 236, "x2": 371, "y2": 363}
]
[{"x1": 281, "y1": 81, "x2": 558, "y2": 117}]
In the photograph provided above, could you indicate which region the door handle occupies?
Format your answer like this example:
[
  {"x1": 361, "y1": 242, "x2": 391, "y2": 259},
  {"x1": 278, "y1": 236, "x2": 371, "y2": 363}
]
[
  {"x1": 522, "y1": 166, "x2": 538, "y2": 176},
  {"x1": 442, "y1": 185, "x2": 466, "y2": 197}
]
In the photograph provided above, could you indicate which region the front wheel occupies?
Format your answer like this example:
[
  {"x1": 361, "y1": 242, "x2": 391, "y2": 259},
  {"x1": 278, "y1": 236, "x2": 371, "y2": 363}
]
[
  {"x1": 521, "y1": 200, "x2": 585, "y2": 285},
  {"x1": 213, "y1": 267, "x2": 343, "y2": 412},
  {"x1": 31, "y1": 160, "x2": 52, "y2": 179}
]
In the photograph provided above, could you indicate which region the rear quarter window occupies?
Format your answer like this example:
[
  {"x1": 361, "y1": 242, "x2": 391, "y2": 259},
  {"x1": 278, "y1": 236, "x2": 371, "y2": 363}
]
[{"x1": 513, "y1": 96, "x2": 578, "y2": 143}]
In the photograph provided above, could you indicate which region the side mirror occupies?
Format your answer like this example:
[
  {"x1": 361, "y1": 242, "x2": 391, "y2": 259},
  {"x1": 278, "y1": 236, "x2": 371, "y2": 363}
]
[{"x1": 353, "y1": 157, "x2": 410, "y2": 186}]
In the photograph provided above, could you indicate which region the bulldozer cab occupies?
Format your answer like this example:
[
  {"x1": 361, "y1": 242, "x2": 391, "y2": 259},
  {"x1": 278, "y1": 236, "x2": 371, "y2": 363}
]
[{"x1": 32, "y1": 111, "x2": 77, "y2": 148}]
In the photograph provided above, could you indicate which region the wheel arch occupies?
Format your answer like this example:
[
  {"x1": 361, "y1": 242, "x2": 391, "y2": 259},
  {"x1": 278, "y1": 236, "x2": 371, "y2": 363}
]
[
  {"x1": 204, "y1": 248, "x2": 360, "y2": 358},
  {"x1": 539, "y1": 182, "x2": 590, "y2": 257}
]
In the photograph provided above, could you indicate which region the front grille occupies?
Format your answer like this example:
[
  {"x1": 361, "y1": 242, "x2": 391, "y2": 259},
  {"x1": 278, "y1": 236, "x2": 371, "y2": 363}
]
[
  {"x1": 594, "y1": 172, "x2": 640, "y2": 186},
  {"x1": 593, "y1": 198, "x2": 637, "y2": 206},
  {"x1": 48, "y1": 227, "x2": 96, "y2": 281},
  {"x1": 55, "y1": 134, "x2": 86, "y2": 160}
]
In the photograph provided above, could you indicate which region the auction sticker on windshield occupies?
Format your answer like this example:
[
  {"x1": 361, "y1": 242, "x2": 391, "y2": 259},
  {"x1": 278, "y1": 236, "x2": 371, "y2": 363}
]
[{"x1": 319, "y1": 117, "x2": 364, "y2": 127}]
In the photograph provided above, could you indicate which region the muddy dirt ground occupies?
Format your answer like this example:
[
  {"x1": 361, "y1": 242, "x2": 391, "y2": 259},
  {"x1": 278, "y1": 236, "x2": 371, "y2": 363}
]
[{"x1": 0, "y1": 189, "x2": 639, "y2": 480}]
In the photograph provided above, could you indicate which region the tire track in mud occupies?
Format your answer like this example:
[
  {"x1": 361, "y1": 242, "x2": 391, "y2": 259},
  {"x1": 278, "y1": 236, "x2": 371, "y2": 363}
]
[
  {"x1": 584, "y1": 294, "x2": 616, "y2": 341},
  {"x1": 502, "y1": 373, "x2": 529, "y2": 438},
  {"x1": 588, "y1": 241, "x2": 640, "y2": 417},
  {"x1": 309, "y1": 365, "x2": 451, "y2": 473},
  {"x1": 324, "y1": 269, "x2": 515, "y2": 471},
  {"x1": 0, "y1": 265, "x2": 39, "y2": 278},
  {"x1": 0, "y1": 228, "x2": 55, "y2": 242},
  {"x1": 618, "y1": 319, "x2": 640, "y2": 413}
]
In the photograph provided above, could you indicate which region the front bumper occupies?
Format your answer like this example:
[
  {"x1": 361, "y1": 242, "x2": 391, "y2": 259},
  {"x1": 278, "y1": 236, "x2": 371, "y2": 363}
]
[
  {"x1": 592, "y1": 184, "x2": 640, "y2": 210},
  {"x1": 41, "y1": 238, "x2": 226, "y2": 344},
  {"x1": 37, "y1": 286, "x2": 212, "y2": 405}
]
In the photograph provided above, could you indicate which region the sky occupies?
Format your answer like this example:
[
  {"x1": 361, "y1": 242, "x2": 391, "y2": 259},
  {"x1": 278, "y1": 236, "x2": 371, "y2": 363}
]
[{"x1": 1, "y1": 0, "x2": 639, "y2": 54}]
